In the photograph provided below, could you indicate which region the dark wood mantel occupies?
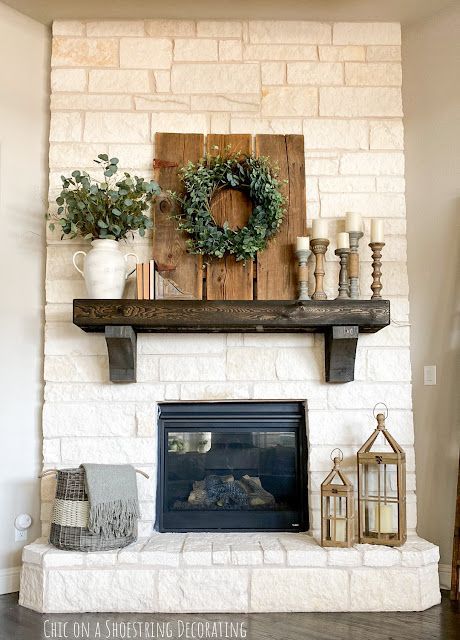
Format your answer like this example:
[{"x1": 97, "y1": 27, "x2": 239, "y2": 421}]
[{"x1": 73, "y1": 299, "x2": 390, "y2": 384}]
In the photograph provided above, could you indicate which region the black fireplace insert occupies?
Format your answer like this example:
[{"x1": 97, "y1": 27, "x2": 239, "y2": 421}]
[{"x1": 156, "y1": 402, "x2": 308, "y2": 532}]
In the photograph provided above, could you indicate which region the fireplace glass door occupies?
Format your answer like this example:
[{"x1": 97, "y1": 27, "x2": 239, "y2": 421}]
[{"x1": 156, "y1": 402, "x2": 308, "y2": 532}]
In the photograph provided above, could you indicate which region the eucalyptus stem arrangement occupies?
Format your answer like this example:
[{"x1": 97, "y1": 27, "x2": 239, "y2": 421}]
[{"x1": 48, "y1": 154, "x2": 161, "y2": 241}]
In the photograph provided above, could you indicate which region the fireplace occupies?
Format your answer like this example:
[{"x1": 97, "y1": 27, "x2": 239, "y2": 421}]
[{"x1": 156, "y1": 402, "x2": 308, "y2": 532}]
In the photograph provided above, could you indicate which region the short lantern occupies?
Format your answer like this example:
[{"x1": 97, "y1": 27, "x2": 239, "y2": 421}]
[
  {"x1": 321, "y1": 449, "x2": 354, "y2": 547},
  {"x1": 357, "y1": 409, "x2": 406, "y2": 546}
]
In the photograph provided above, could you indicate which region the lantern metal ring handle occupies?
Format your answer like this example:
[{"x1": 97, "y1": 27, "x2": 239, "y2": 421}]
[
  {"x1": 330, "y1": 448, "x2": 343, "y2": 463},
  {"x1": 373, "y1": 402, "x2": 389, "y2": 419}
]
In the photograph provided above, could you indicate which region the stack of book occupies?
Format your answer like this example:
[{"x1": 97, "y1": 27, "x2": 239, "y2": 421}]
[{"x1": 136, "y1": 260, "x2": 157, "y2": 300}]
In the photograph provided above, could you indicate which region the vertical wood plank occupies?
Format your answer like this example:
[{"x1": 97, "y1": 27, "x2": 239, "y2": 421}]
[
  {"x1": 255, "y1": 134, "x2": 306, "y2": 300},
  {"x1": 205, "y1": 134, "x2": 254, "y2": 300},
  {"x1": 153, "y1": 132, "x2": 204, "y2": 299}
]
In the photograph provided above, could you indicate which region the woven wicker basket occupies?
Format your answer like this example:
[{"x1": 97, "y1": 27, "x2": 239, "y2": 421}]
[{"x1": 49, "y1": 467, "x2": 137, "y2": 552}]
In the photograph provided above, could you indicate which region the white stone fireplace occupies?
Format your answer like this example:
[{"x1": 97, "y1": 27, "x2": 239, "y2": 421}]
[{"x1": 19, "y1": 17, "x2": 441, "y2": 613}]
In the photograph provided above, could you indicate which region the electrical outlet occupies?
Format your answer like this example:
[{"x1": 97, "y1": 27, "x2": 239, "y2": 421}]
[
  {"x1": 424, "y1": 365, "x2": 437, "y2": 386},
  {"x1": 15, "y1": 528, "x2": 27, "y2": 542}
]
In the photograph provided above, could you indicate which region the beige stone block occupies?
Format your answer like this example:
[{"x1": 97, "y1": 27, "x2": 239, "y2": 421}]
[
  {"x1": 251, "y1": 568, "x2": 349, "y2": 612},
  {"x1": 180, "y1": 382, "x2": 250, "y2": 401},
  {"x1": 327, "y1": 382, "x2": 412, "y2": 410},
  {"x1": 43, "y1": 439, "x2": 61, "y2": 464},
  {"x1": 87, "y1": 21, "x2": 145, "y2": 36},
  {"x1": 252, "y1": 382, "x2": 327, "y2": 409},
  {"x1": 84, "y1": 113, "x2": 150, "y2": 143},
  {"x1": 244, "y1": 44, "x2": 317, "y2": 61},
  {"x1": 143, "y1": 533, "x2": 186, "y2": 566},
  {"x1": 51, "y1": 68, "x2": 87, "y2": 92},
  {"x1": 210, "y1": 113, "x2": 230, "y2": 133},
  {"x1": 333, "y1": 22, "x2": 401, "y2": 45},
  {"x1": 51, "y1": 94, "x2": 132, "y2": 111},
  {"x1": 231, "y1": 542, "x2": 263, "y2": 565},
  {"x1": 89, "y1": 69, "x2": 150, "y2": 93},
  {"x1": 52, "y1": 37, "x2": 118, "y2": 68},
  {"x1": 159, "y1": 568, "x2": 249, "y2": 612},
  {"x1": 219, "y1": 40, "x2": 243, "y2": 61},
  {"x1": 19, "y1": 565, "x2": 44, "y2": 613},
  {"x1": 171, "y1": 63, "x2": 260, "y2": 94},
  {"x1": 60, "y1": 437, "x2": 155, "y2": 465},
  {"x1": 136, "y1": 355, "x2": 160, "y2": 382},
  {"x1": 135, "y1": 94, "x2": 190, "y2": 111},
  {"x1": 197, "y1": 21, "x2": 242, "y2": 38},
  {"x1": 376, "y1": 176, "x2": 405, "y2": 193},
  {"x1": 139, "y1": 334, "x2": 225, "y2": 355},
  {"x1": 367, "y1": 45, "x2": 401, "y2": 61},
  {"x1": 249, "y1": 21, "x2": 331, "y2": 44},
  {"x1": 53, "y1": 20, "x2": 85, "y2": 36},
  {"x1": 159, "y1": 355, "x2": 225, "y2": 381},
  {"x1": 340, "y1": 151, "x2": 405, "y2": 175},
  {"x1": 174, "y1": 38, "x2": 218, "y2": 61},
  {"x1": 276, "y1": 348, "x2": 323, "y2": 381},
  {"x1": 44, "y1": 381, "x2": 165, "y2": 403},
  {"x1": 108, "y1": 144, "x2": 153, "y2": 170},
  {"x1": 366, "y1": 348, "x2": 412, "y2": 382},
  {"x1": 227, "y1": 348, "x2": 276, "y2": 380},
  {"x1": 44, "y1": 355, "x2": 108, "y2": 383},
  {"x1": 305, "y1": 154, "x2": 339, "y2": 175},
  {"x1": 320, "y1": 87, "x2": 402, "y2": 117},
  {"x1": 287, "y1": 62, "x2": 343, "y2": 86},
  {"x1": 151, "y1": 112, "x2": 208, "y2": 134},
  {"x1": 45, "y1": 322, "x2": 107, "y2": 356},
  {"x1": 146, "y1": 20, "x2": 195, "y2": 37},
  {"x1": 370, "y1": 119, "x2": 404, "y2": 149},
  {"x1": 49, "y1": 143, "x2": 108, "y2": 168},
  {"x1": 345, "y1": 62, "x2": 402, "y2": 86},
  {"x1": 154, "y1": 70, "x2": 170, "y2": 92},
  {"x1": 191, "y1": 94, "x2": 259, "y2": 112},
  {"x1": 303, "y1": 119, "x2": 368, "y2": 150},
  {"x1": 261, "y1": 62, "x2": 285, "y2": 85},
  {"x1": 261, "y1": 86, "x2": 317, "y2": 116},
  {"x1": 183, "y1": 539, "x2": 213, "y2": 566},
  {"x1": 49, "y1": 112, "x2": 82, "y2": 143},
  {"x1": 319, "y1": 45, "x2": 365, "y2": 61},
  {"x1": 350, "y1": 568, "x2": 420, "y2": 611},
  {"x1": 320, "y1": 193, "x2": 405, "y2": 218},
  {"x1": 120, "y1": 38, "x2": 172, "y2": 69},
  {"x1": 244, "y1": 335, "x2": 314, "y2": 347},
  {"x1": 319, "y1": 176, "x2": 375, "y2": 192},
  {"x1": 43, "y1": 402, "x2": 136, "y2": 437}
]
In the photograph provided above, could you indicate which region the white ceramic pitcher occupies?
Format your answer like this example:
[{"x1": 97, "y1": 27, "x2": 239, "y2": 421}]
[{"x1": 73, "y1": 239, "x2": 138, "y2": 299}]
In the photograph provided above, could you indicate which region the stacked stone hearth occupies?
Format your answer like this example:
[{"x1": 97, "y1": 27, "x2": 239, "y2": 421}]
[{"x1": 19, "y1": 18, "x2": 441, "y2": 612}]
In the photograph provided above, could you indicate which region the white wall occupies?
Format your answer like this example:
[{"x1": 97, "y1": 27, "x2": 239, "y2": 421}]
[
  {"x1": 0, "y1": 1, "x2": 49, "y2": 593},
  {"x1": 403, "y1": 3, "x2": 460, "y2": 586}
]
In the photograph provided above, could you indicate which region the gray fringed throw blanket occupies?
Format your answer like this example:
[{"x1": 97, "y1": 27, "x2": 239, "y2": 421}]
[{"x1": 81, "y1": 464, "x2": 140, "y2": 539}]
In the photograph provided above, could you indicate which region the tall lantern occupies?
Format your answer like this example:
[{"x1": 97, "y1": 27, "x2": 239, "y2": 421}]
[
  {"x1": 357, "y1": 407, "x2": 406, "y2": 546},
  {"x1": 321, "y1": 449, "x2": 354, "y2": 547}
]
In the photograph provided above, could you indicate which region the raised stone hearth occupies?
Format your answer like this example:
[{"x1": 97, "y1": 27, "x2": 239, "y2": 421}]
[{"x1": 20, "y1": 533, "x2": 440, "y2": 613}]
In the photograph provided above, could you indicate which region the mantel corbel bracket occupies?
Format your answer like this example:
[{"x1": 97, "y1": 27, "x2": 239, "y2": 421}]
[
  {"x1": 324, "y1": 325, "x2": 359, "y2": 383},
  {"x1": 105, "y1": 326, "x2": 137, "y2": 383}
]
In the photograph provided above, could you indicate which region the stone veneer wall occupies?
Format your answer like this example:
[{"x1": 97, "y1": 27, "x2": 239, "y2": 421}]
[{"x1": 44, "y1": 19, "x2": 413, "y2": 540}]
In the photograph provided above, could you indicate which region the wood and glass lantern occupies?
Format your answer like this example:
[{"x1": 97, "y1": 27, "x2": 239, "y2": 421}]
[
  {"x1": 321, "y1": 449, "x2": 355, "y2": 547},
  {"x1": 357, "y1": 408, "x2": 407, "y2": 546}
]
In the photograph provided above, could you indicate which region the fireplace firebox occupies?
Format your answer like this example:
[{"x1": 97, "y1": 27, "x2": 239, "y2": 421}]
[{"x1": 156, "y1": 402, "x2": 308, "y2": 532}]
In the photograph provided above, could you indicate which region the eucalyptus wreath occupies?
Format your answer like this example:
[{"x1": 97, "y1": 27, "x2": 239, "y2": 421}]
[{"x1": 173, "y1": 151, "x2": 286, "y2": 262}]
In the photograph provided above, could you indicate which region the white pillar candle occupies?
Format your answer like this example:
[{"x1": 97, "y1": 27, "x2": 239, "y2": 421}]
[
  {"x1": 336, "y1": 232, "x2": 350, "y2": 249},
  {"x1": 335, "y1": 519, "x2": 347, "y2": 542},
  {"x1": 311, "y1": 219, "x2": 328, "y2": 240},
  {"x1": 345, "y1": 212, "x2": 362, "y2": 233},
  {"x1": 376, "y1": 504, "x2": 394, "y2": 534},
  {"x1": 371, "y1": 219, "x2": 384, "y2": 243},
  {"x1": 296, "y1": 236, "x2": 310, "y2": 251}
]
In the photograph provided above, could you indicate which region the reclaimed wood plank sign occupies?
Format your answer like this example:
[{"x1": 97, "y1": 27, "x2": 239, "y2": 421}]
[{"x1": 152, "y1": 132, "x2": 307, "y2": 301}]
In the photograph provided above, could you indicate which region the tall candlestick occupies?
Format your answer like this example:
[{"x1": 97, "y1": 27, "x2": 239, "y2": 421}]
[
  {"x1": 312, "y1": 219, "x2": 328, "y2": 240},
  {"x1": 369, "y1": 241, "x2": 385, "y2": 300},
  {"x1": 345, "y1": 212, "x2": 362, "y2": 233},
  {"x1": 296, "y1": 236, "x2": 310, "y2": 252},
  {"x1": 335, "y1": 247, "x2": 350, "y2": 299},
  {"x1": 295, "y1": 248, "x2": 311, "y2": 301},
  {"x1": 371, "y1": 219, "x2": 384, "y2": 243},
  {"x1": 348, "y1": 230, "x2": 364, "y2": 299},
  {"x1": 311, "y1": 238, "x2": 329, "y2": 300}
]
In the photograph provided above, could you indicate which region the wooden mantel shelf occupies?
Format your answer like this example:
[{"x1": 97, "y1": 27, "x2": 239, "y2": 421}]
[{"x1": 73, "y1": 299, "x2": 390, "y2": 384}]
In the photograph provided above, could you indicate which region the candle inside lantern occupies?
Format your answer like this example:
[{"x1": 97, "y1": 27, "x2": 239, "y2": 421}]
[
  {"x1": 312, "y1": 219, "x2": 328, "y2": 240},
  {"x1": 371, "y1": 219, "x2": 384, "y2": 243},
  {"x1": 345, "y1": 212, "x2": 362, "y2": 233},
  {"x1": 335, "y1": 519, "x2": 347, "y2": 542},
  {"x1": 336, "y1": 232, "x2": 350, "y2": 249},
  {"x1": 376, "y1": 503, "x2": 394, "y2": 534},
  {"x1": 296, "y1": 236, "x2": 310, "y2": 251}
]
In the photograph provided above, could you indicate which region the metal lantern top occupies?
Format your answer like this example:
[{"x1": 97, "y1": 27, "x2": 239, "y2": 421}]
[
  {"x1": 321, "y1": 449, "x2": 354, "y2": 495},
  {"x1": 357, "y1": 413, "x2": 405, "y2": 462}
]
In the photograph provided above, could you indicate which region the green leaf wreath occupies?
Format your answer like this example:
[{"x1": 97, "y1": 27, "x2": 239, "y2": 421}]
[{"x1": 173, "y1": 150, "x2": 286, "y2": 262}]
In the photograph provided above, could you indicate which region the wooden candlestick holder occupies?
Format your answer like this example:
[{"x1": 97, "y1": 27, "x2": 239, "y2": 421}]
[
  {"x1": 311, "y1": 238, "x2": 329, "y2": 301},
  {"x1": 295, "y1": 249, "x2": 311, "y2": 300},
  {"x1": 335, "y1": 248, "x2": 350, "y2": 299},
  {"x1": 369, "y1": 241, "x2": 385, "y2": 300},
  {"x1": 348, "y1": 230, "x2": 363, "y2": 299}
]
